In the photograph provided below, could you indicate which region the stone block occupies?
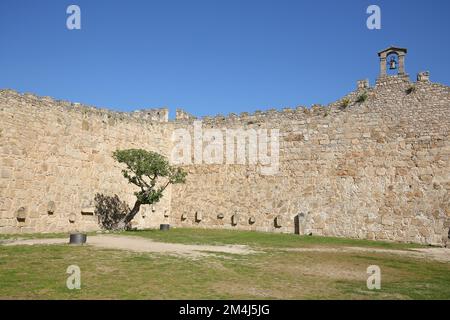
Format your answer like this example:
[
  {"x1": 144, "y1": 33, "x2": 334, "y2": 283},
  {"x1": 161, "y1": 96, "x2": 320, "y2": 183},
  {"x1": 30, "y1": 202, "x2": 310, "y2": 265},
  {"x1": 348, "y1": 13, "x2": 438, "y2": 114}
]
[
  {"x1": 381, "y1": 216, "x2": 394, "y2": 226},
  {"x1": 1, "y1": 168, "x2": 12, "y2": 179}
]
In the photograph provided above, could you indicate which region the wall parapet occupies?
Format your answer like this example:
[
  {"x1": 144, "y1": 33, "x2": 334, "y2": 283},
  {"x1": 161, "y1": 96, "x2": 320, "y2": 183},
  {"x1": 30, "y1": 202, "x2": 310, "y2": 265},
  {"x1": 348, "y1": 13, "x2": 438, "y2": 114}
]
[
  {"x1": 131, "y1": 108, "x2": 169, "y2": 122},
  {"x1": 176, "y1": 109, "x2": 197, "y2": 121},
  {"x1": 0, "y1": 89, "x2": 170, "y2": 125},
  {"x1": 2, "y1": 77, "x2": 447, "y2": 128}
]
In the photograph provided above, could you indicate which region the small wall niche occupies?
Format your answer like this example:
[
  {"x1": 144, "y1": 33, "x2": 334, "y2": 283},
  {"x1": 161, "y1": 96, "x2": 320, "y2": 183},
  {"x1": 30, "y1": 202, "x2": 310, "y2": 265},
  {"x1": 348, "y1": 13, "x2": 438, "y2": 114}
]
[
  {"x1": 69, "y1": 213, "x2": 77, "y2": 223},
  {"x1": 47, "y1": 201, "x2": 56, "y2": 215},
  {"x1": 81, "y1": 207, "x2": 95, "y2": 216},
  {"x1": 274, "y1": 215, "x2": 283, "y2": 228},
  {"x1": 16, "y1": 207, "x2": 27, "y2": 222},
  {"x1": 231, "y1": 214, "x2": 239, "y2": 226}
]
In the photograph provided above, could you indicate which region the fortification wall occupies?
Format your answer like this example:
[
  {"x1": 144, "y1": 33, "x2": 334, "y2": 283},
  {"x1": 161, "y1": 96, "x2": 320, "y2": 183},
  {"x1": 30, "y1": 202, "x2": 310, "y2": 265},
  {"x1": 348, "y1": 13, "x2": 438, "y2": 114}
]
[
  {"x1": 0, "y1": 75, "x2": 449, "y2": 245},
  {"x1": 169, "y1": 77, "x2": 450, "y2": 245},
  {"x1": 0, "y1": 90, "x2": 172, "y2": 233}
]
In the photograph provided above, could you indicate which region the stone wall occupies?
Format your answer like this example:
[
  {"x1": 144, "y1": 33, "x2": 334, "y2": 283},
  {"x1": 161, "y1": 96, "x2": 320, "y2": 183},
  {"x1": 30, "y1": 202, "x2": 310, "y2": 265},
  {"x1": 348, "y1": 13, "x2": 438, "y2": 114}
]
[
  {"x1": 0, "y1": 90, "x2": 172, "y2": 233},
  {"x1": 0, "y1": 74, "x2": 449, "y2": 245},
  {"x1": 169, "y1": 76, "x2": 450, "y2": 246}
]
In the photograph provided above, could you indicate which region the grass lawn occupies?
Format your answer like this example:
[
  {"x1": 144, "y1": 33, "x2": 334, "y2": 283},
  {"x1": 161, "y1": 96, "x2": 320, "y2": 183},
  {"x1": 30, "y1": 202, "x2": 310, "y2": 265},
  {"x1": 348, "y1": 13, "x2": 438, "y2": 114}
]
[
  {"x1": 0, "y1": 228, "x2": 449, "y2": 299},
  {"x1": 124, "y1": 228, "x2": 426, "y2": 250}
]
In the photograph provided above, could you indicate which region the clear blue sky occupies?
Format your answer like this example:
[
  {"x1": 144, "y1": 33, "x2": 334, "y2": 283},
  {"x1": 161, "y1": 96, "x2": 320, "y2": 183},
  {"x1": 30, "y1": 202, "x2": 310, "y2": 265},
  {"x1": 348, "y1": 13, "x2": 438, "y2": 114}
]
[{"x1": 0, "y1": 0, "x2": 449, "y2": 118}]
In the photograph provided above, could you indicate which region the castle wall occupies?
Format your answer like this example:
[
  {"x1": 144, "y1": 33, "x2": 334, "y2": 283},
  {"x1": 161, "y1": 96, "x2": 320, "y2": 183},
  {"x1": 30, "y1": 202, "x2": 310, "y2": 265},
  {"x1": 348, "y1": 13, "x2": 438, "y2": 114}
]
[
  {"x1": 169, "y1": 78, "x2": 450, "y2": 245},
  {"x1": 0, "y1": 76, "x2": 449, "y2": 245},
  {"x1": 0, "y1": 90, "x2": 172, "y2": 233}
]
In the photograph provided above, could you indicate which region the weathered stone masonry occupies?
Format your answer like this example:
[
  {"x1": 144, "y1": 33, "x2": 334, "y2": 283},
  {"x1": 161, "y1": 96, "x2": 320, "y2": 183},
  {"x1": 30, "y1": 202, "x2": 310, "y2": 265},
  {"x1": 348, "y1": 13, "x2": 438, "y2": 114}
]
[
  {"x1": 0, "y1": 94, "x2": 173, "y2": 233},
  {"x1": 1, "y1": 48, "x2": 449, "y2": 245}
]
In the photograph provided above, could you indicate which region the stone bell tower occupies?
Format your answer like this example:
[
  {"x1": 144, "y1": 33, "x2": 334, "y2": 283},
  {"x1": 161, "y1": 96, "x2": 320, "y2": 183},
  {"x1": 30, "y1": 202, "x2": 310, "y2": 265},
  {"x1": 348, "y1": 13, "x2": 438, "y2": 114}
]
[{"x1": 377, "y1": 46, "x2": 408, "y2": 78}]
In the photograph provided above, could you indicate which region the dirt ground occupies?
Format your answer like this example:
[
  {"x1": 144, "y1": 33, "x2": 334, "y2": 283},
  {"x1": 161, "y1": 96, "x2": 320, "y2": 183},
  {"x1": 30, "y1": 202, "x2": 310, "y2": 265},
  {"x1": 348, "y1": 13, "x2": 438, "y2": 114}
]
[
  {"x1": 2, "y1": 235, "x2": 450, "y2": 262},
  {"x1": 2, "y1": 235, "x2": 257, "y2": 257}
]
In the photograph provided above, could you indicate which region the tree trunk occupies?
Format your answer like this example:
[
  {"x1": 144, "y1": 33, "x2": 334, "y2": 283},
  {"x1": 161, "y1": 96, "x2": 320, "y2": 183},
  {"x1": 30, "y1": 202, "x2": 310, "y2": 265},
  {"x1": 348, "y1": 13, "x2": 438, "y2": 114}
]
[{"x1": 121, "y1": 200, "x2": 142, "y2": 229}]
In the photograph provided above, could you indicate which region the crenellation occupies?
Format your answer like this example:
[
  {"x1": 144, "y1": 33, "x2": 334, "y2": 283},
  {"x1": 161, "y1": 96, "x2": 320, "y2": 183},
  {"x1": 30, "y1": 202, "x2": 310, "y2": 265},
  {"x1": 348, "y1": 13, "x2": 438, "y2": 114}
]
[
  {"x1": 0, "y1": 89, "x2": 174, "y2": 126},
  {"x1": 417, "y1": 71, "x2": 430, "y2": 82},
  {"x1": 357, "y1": 79, "x2": 370, "y2": 90},
  {"x1": 131, "y1": 108, "x2": 169, "y2": 122},
  {"x1": 176, "y1": 108, "x2": 197, "y2": 121}
]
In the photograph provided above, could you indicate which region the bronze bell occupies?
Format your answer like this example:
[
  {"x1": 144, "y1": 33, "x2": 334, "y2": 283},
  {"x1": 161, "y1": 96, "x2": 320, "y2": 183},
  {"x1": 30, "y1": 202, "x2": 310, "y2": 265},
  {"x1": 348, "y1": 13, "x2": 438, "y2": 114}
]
[{"x1": 389, "y1": 57, "x2": 397, "y2": 70}]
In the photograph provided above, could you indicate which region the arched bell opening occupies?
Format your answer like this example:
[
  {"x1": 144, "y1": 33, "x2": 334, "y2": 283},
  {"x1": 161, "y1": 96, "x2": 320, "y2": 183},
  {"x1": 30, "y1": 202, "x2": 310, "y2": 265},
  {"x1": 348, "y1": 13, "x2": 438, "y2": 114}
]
[{"x1": 378, "y1": 46, "x2": 407, "y2": 77}]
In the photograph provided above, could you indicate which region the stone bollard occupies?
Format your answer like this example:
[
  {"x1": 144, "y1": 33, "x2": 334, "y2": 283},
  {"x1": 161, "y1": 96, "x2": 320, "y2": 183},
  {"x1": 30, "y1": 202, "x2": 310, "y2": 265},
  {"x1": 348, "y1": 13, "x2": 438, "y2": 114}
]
[
  {"x1": 160, "y1": 224, "x2": 170, "y2": 231},
  {"x1": 69, "y1": 233, "x2": 87, "y2": 244}
]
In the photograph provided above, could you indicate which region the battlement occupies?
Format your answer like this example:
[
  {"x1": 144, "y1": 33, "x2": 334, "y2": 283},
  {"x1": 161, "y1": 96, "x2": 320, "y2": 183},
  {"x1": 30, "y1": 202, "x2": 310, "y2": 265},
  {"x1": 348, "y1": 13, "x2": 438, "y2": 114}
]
[
  {"x1": 2, "y1": 67, "x2": 447, "y2": 132},
  {"x1": 0, "y1": 89, "x2": 170, "y2": 124},
  {"x1": 1, "y1": 71, "x2": 443, "y2": 128},
  {"x1": 175, "y1": 108, "x2": 197, "y2": 121},
  {"x1": 131, "y1": 108, "x2": 169, "y2": 122}
]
